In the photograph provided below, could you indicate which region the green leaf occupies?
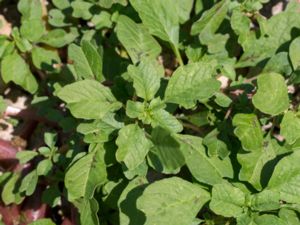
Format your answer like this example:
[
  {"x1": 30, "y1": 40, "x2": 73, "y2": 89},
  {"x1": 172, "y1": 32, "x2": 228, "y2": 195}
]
[
  {"x1": 214, "y1": 92, "x2": 232, "y2": 108},
  {"x1": 71, "y1": 0, "x2": 93, "y2": 20},
  {"x1": 48, "y1": 9, "x2": 72, "y2": 27},
  {"x1": 191, "y1": 0, "x2": 229, "y2": 35},
  {"x1": 252, "y1": 73, "x2": 289, "y2": 115},
  {"x1": 126, "y1": 98, "x2": 183, "y2": 133},
  {"x1": 40, "y1": 28, "x2": 78, "y2": 48},
  {"x1": 148, "y1": 127, "x2": 185, "y2": 174},
  {"x1": 290, "y1": 37, "x2": 300, "y2": 70},
  {"x1": 236, "y1": 1, "x2": 300, "y2": 67},
  {"x1": 65, "y1": 144, "x2": 107, "y2": 201},
  {"x1": 237, "y1": 214, "x2": 286, "y2": 225},
  {"x1": 74, "y1": 198, "x2": 99, "y2": 225},
  {"x1": 127, "y1": 59, "x2": 164, "y2": 101},
  {"x1": 203, "y1": 129, "x2": 229, "y2": 158},
  {"x1": 116, "y1": 15, "x2": 161, "y2": 64},
  {"x1": 68, "y1": 41, "x2": 103, "y2": 81},
  {"x1": 210, "y1": 182, "x2": 246, "y2": 218},
  {"x1": 99, "y1": 0, "x2": 127, "y2": 8},
  {"x1": 2, "y1": 173, "x2": 23, "y2": 205},
  {"x1": 77, "y1": 113, "x2": 124, "y2": 143},
  {"x1": 263, "y1": 52, "x2": 293, "y2": 76},
  {"x1": 253, "y1": 215, "x2": 286, "y2": 225},
  {"x1": 279, "y1": 208, "x2": 300, "y2": 225},
  {"x1": 237, "y1": 139, "x2": 277, "y2": 190},
  {"x1": 20, "y1": 19, "x2": 45, "y2": 42},
  {"x1": 250, "y1": 190, "x2": 280, "y2": 211},
  {"x1": 118, "y1": 177, "x2": 148, "y2": 225},
  {"x1": 267, "y1": 150, "x2": 300, "y2": 203},
  {"x1": 174, "y1": 0, "x2": 194, "y2": 23},
  {"x1": 37, "y1": 159, "x2": 53, "y2": 176},
  {"x1": 280, "y1": 111, "x2": 300, "y2": 145},
  {"x1": 16, "y1": 150, "x2": 38, "y2": 164},
  {"x1": 233, "y1": 114, "x2": 264, "y2": 152},
  {"x1": 28, "y1": 219, "x2": 55, "y2": 225},
  {"x1": 57, "y1": 79, "x2": 122, "y2": 119},
  {"x1": 176, "y1": 134, "x2": 233, "y2": 185},
  {"x1": 137, "y1": 177, "x2": 210, "y2": 225},
  {"x1": 130, "y1": 0, "x2": 179, "y2": 45},
  {"x1": 19, "y1": 170, "x2": 38, "y2": 196},
  {"x1": 116, "y1": 124, "x2": 152, "y2": 170},
  {"x1": 11, "y1": 28, "x2": 32, "y2": 52},
  {"x1": 31, "y1": 46, "x2": 61, "y2": 72},
  {"x1": 18, "y1": 0, "x2": 42, "y2": 20},
  {"x1": 165, "y1": 62, "x2": 220, "y2": 108},
  {"x1": 1, "y1": 52, "x2": 38, "y2": 94}
]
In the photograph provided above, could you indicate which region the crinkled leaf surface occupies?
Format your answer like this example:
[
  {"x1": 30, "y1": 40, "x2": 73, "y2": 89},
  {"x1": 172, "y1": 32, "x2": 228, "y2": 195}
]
[
  {"x1": 176, "y1": 134, "x2": 233, "y2": 185},
  {"x1": 233, "y1": 114, "x2": 264, "y2": 152},
  {"x1": 252, "y1": 73, "x2": 289, "y2": 116},
  {"x1": 137, "y1": 177, "x2": 210, "y2": 225},
  {"x1": 289, "y1": 37, "x2": 300, "y2": 70},
  {"x1": 148, "y1": 127, "x2": 185, "y2": 174},
  {"x1": 165, "y1": 62, "x2": 220, "y2": 108},
  {"x1": 116, "y1": 15, "x2": 161, "y2": 64},
  {"x1": 127, "y1": 59, "x2": 164, "y2": 101},
  {"x1": 210, "y1": 182, "x2": 246, "y2": 218},
  {"x1": 65, "y1": 144, "x2": 107, "y2": 201},
  {"x1": 116, "y1": 124, "x2": 152, "y2": 170},
  {"x1": 280, "y1": 111, "x2": 300, "y2": 145},
  {"x1": 267, "y1": 150, "x2": 300, "y2": 203},
  {"x1": 57, "y1": 79, "x2": 122, "y2": 119},
  {"x1": 1, "y1": 52, "x2": 38, "y2": 94},
  {"x1": 129, "y1": 0, "x2": 179, "y2": 45},
  {"x1": 68, "y1": 41, "x2": 103, "y2": 81}
]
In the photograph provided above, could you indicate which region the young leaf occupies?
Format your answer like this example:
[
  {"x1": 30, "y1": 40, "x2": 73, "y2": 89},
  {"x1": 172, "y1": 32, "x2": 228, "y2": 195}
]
[
  {"x1": 68, "y1": 41, "x2": 103, "y2": 81},
  {"x1": 57, "y1": 79, "x2": 122, "y2": 119},
  {"x1": 210, "y1": 182, "x2": 246, "y2": 218},
  {"x1": 280, "y1": 111, "x2": 300, "y2": 145},
  {"x1": 127, "y1": 59, "x2": 164, "y2": 101},
  {"x1": 65, "y1": 144, "x2": 107, "y2": 201},
  {"x1": 137, "y1": 177, "x2": 210, "y2": 225},
  {"x1": 1, "y1": 52, "x2": 38, "y2": 94},
  {"x1": 176, "y1": 134, "x2": 233, "y2": 185},
  {"x1": 16, "y1": 151, "x2": 38, "y2": 164},
  {"x1": 148, "y1": 127, "x2": 185, "y2": 174},
  {"x1": 165, "y1": 62, "x2": 220, "y2": 108},
  {"x1": 232, "y1": 114, "x2": 264, "y2": 152},
  {"x1": 19, "y1": 170, "x2": 38, "y2": 196},
  {"x1": 252, "y1": 73, "x2": 289, "y2": 116},
  {"x1": 116, "y1": 124, "x2": 152, "y2": 170},
  {"x1": 126, "y1": 98, "x2": 183, "y2": 133},
  {"x1": 2, "y1": 173, "x2": 23, "y2": 205},
  {"x1": 116, "y1": 15, "x2": 161, "y2": 64}
]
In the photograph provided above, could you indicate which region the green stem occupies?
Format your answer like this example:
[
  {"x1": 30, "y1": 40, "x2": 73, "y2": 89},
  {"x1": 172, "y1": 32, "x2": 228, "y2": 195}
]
[{"x1": 172, "y1": 44, "x2": 184, "y2": 66}]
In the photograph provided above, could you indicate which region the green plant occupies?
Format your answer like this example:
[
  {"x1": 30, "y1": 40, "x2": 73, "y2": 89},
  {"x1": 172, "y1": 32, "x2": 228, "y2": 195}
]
[{"x1": 0, "y1": 0, "x2": 300, "y2": 224}]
